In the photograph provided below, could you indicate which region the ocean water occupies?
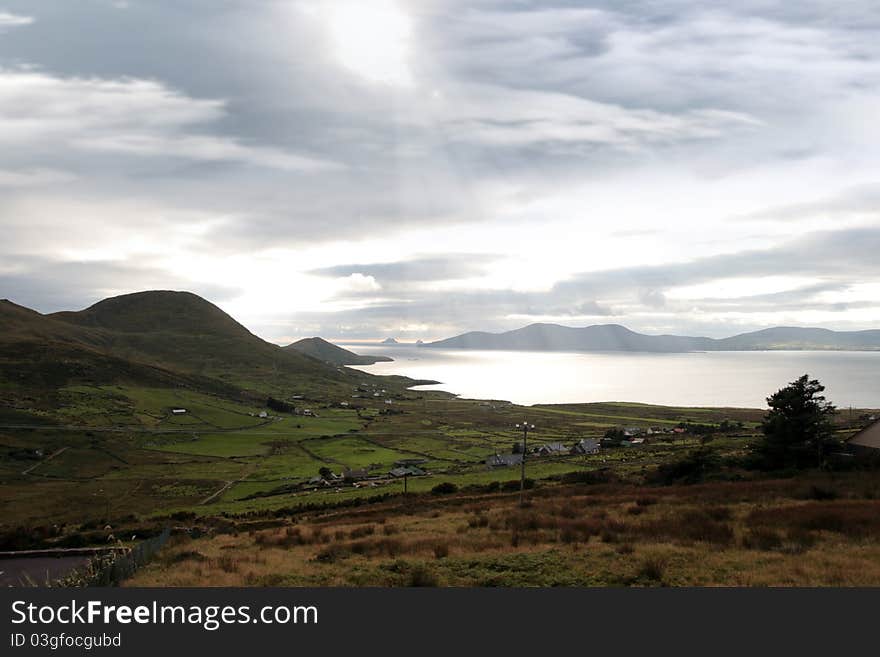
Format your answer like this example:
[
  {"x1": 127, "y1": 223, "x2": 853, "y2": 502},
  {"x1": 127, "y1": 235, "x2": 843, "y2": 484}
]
[{"x1": 343, "y1": 345, "x2": 880, "y2": 408}]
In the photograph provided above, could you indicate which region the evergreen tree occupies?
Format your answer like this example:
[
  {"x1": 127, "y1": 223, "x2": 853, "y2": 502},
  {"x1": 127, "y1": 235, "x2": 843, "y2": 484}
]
[{"x1": 754, "y1": 374, "x2": 838, "y2": 469}]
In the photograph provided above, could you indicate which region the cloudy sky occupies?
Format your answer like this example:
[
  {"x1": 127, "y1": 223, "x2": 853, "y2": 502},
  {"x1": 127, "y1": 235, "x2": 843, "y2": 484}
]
[{"x1": 1, "y1": 0, "x2": 879, "y2": 342}]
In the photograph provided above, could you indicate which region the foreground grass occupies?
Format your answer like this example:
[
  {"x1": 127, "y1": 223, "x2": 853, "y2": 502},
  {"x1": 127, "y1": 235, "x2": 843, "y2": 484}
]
[{"x1": 128, "y1": 471, "x2": 880, "y2": 587}]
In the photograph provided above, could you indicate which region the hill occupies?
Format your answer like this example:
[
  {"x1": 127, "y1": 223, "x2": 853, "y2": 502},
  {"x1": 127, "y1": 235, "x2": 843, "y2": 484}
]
[
  {"x1": 46, "y1": 291, "x2": 348, "y2": 391},
  {"x1": 0, "y1": 291, "x2": 391, "y2": 422},
  {"x1": 285, "y1": 337, "x2": 393, "y2": 366},
  {"x1": 425, "y1": 323, "x2": 880, "y2": 352}
]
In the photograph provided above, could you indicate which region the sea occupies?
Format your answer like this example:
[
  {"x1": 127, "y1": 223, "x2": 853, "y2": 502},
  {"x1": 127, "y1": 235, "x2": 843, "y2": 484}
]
[{"x1": 342, "y1": 345, "x2": 880, "y2": 408}]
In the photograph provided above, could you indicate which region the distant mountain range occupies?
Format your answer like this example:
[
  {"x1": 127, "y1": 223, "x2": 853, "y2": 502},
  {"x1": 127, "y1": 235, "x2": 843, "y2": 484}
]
[
  {"x1": 424, "y1": 323, "x2": 880, "y2": 353},
  {"x1": 285, "y1": 337, "x2": 393, "y2": 366}
]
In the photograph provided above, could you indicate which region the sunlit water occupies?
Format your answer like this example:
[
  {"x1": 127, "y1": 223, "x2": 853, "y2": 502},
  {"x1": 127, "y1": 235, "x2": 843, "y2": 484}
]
[{"x1": 343, "y1": 345, "x2": 880, "y2": 408}]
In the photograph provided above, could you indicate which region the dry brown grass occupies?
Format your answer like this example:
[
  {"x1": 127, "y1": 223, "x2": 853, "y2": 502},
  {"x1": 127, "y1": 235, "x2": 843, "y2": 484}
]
[{"x1": 127, "y1": 472, "x2": 880, "y2": 587}]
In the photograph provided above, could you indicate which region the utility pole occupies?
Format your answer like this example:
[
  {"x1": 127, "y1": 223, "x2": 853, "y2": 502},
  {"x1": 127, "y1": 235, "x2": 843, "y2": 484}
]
[{"x1": 515, "y1": 421, "x2": 535, "y2": 506}]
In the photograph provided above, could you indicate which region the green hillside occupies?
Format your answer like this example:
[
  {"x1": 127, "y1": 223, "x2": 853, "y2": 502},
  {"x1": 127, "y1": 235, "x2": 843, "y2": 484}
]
[{"x1": 0, "y1": 291, "x2": 398, "y2": 426}]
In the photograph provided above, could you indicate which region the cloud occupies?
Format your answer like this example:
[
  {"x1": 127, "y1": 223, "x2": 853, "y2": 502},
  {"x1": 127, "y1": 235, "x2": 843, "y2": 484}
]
[
  {"x1": 0, "y1": 68, "x2": 342, "y2": 171},
  {"x1": 272, "y1": 226, "x2": 880, "y2": 339},
  {"x1": 0, "y1": 255, "x2": 241, "y2": 313},
  {"x1": 740, "y1": 184, "x2": 880, "y2": 223},
  {"x1": 1, "y1": 1, "x2": 880, "y2": 340},
  {"x1": 0, "y1": 11, "x2": 32, "y2": 30},
  {"x1": 311, "y1": 254, "x2": 501, "y2": 283},
  {"x1": 0, "y1": 167, "x2": 75, "y2": 187}
]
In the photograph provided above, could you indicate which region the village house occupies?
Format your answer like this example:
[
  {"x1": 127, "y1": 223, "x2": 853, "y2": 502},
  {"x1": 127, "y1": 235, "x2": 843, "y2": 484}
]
[
  {"x1": 571, "y1": 438, "x2": 600, "y2": 455},
  {"x1": 343, "y1": 468, "x2": 370, "y2": 482},
  {"x1": 486, "y1": 453, "x2": 523, "y2": 468},
  {"x1": 171, "y1": 408, "x2": 187, "y2": 415},
  {"x1": 848, "y1": 417, "x2": 880, "y2": 454},
  {"x1": 536, "y1": 442, "x2": 568, "y2": 456}
]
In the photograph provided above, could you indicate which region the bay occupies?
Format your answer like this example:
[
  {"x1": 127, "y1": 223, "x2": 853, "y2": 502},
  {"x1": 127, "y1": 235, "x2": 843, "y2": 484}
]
[{"x1": 343, "y1": 345, "x2": 880, "y2": 408}]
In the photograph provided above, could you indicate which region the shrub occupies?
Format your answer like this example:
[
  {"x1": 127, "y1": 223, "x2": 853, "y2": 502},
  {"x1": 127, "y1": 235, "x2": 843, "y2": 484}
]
[
  {"x1": 741, "y1": 528, "x2": 783, "y2": 551},
  {"x1": 213, "y1": 556, "x2": 238, "y2": 573},
  {"x1": 561, "y1": 469, "x2": 617, "y2": 485},
  {"x1": 166, "y1": 550, "x2": 207, "y2": 564},
  {"x1": 433, "y1": 543, "x2": 449, "y2": 559},
  {"x1": 349, "y1": 525, "x2": 376, "y2": 539},
  {"x1": 467, "y1": 514, "x2": 489, "y2": 528},
  {"x1": 408, "y1": 564, "x2": 439, "y2": 587},
  {"x1": 803, "y1": 485, "x2": 839, "y2": 501},
  {"x1": 637, "y1": 556, "x2": 667, "y2": 583},
  {"x1": 314, "y1": 544, "x2": 351, "y2": 563},
  {"x1": 431, "y1": 482, "x2": 458, "y2": 495},
  {"x1": 501, "y1": 478, "x2": 534, "y2": 492},
  {"x1": 650, "y1": 449, "x2": 722, "y2": 485}
]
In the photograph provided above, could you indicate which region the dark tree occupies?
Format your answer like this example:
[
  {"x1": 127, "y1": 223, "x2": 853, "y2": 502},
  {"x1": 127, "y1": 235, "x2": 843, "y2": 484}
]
[
  {"x1": 753, "y1": 374, "x2": 838, "y2": 469},
  {"x1": 318, "y1": 466, "x2": 332, "y2": 479}
]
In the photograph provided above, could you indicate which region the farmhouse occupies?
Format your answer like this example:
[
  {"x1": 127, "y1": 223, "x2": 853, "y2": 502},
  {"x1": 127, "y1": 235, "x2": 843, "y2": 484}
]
[
  {"x1": 343, "y1": 468, "x2": 370, "y2": 481},
  {"x1": 486, "y1": 453, "x2": 523, "y2": 468},
  {"x1": 848, "y1": 418, "x2": 880, "y2": 453},
  {"x1": 571, "y1": 438, "x2": 600, "y2": 455},
  {"x1": 171, "y1": 408, "x2": 187, "y2": 415},
  {"x1": 536, "y1": 442, "x2": 568, "y2": 456}
]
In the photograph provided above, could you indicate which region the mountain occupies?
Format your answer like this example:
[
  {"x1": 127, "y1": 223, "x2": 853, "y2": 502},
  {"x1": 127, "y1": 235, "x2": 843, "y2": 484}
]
[
  {"x1": 426, "y1": 323, "x2": 712, "y2": 352},
  {"x1": 425, "y1": 323, "x2": 880, "y2": 353},
  {"x1": 714, "y1": 327, "x2": 880, "y2": 351},
  {"x1": 0, "y1": 291, "x2": 381, "y2": 420},
  {"x1": 285, "y1": 337, "x2": 393, "y2": 366},
  {"x1": 381, "y1": 337, "x2": 399, "y2": 345}
]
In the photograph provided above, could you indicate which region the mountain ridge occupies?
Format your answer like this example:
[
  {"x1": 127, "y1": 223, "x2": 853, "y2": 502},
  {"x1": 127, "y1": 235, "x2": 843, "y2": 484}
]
[
  {"x1": 425, "y1": 322, "x2": 880, "y2": 352},
  {"x1": 0, "y1": 292, "x2": 388, "y2": 418}
]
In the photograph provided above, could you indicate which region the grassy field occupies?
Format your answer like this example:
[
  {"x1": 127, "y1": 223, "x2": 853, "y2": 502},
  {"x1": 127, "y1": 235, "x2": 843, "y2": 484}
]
[
  {"x1": 3, "y1": 376, "x2": 878, "y2": 588},
  {"x1": 0, "y1": 391, "x2": 767, "y2": 527},
  {"x1": 128, "y1": 471, "x2": 880, "y2": 587}
]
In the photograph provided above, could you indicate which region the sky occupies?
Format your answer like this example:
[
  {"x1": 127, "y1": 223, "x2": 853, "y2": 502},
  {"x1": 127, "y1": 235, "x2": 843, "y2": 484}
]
[{"x1": 1, "y1": 0, "x2": 879, "y2": 343}]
